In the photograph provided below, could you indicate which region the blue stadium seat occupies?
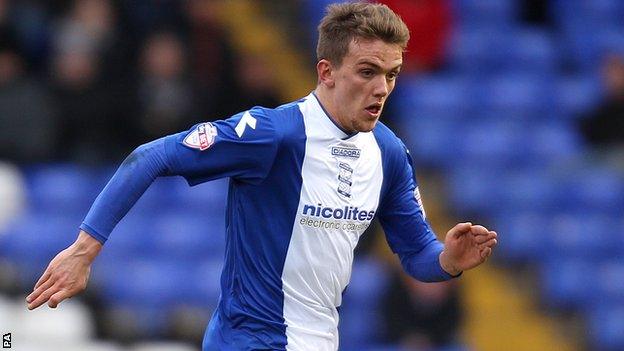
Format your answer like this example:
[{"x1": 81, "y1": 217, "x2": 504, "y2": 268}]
[
  {"x1": 398, "y1": 114, "x2": 463, "y2": 168},
  {"x1": 588, "y1": 304, "x2": 624, "y2": 351},
  {"x1": 551, "y1": 0, "x2": 624, "y2": 29},
  {"x1": 557, "y1": 25, "x2": 624, "y2": 71},
  {"x1": 593, "y1": 261, "x2": 624, "y2": 303},
  {"x1": 102, "y1": 214, "x2": 156, "y2": 257},
  {"x1": 478, "y1": 74, "x2": 553, "y2": 115},
  {"x1": 129, "y1": 177, "x2": 181, "y2": 215},
  {"x1": 151, "y1": 212, "x2": 226, "y2": 260},
  {"x1": 339, "y1": 307, "x2": 386, "y2": 350},
  {"x1": 339, "y1": 257, "x2": 389, "y2": 349},
  {"x1": 94, "y1": 256, "x2": 223, "y2": 311},
  {"x1": 493, "y1": 169, "x2": 560, "y2": 213},
  {"x1": 451, "y1": 0, "x2": 518, "y2": 28},
  {"x1": 172, "y1": 178, "x2": 228, "y2": 215},
  {"x1": 555, "y1": 168, "x2": 624, "y2": 213},
  {"x1": 96, "y1": 258, "x2": 193, "y2": 308},
  {"x1": 343, "y1": 256, "x2": 389, "y2": 304},
  {"x1": 525, "y1": 122, "x2": 582, "y2": 165},
  {"x1": 446, "y1": 27, "x2": 511, "y2": 74},
  {"x1": 452, "y1": 118, "x2": 527, "y2": 167},
  {"x1": 446, "y1": 165, "x2": 496, "y2": 215},
  {"x1": 449, "y1": 167, "x2": 564, "y2": 216},
  {"x1": 394, "y1": 75, "x2": 473, "y2": 120},
  {"x1": 345, "y1": 345, "x2": 468, "y2": 351},
  {"x1": 342, "y1": 346, "x2": 404, "y2": 351},
  {"x1": 555, "y1": 75, "x2": 603, "y2": 119},
  {"x1": 540, "y1": 257, "x2": 594, "y2": 309},
  {"x1": 493, "y1": 211, "x2": 549, "y2": 263},
  {"x1": 546, "y1": 214, "x2": 616, "y2": 259},
  {"x1": 300, "y1": 0, "x2": 337, "y2": 53},
  {"x1": 23, "y1": 165, "x2": 102, "y2": 216},
  {"x1": 599, "y1": 28, "x2": 624, "y2": 55},
  {"x1": 0, "y1": 212, "x2": 78, "y2": 286},
  {"x1": 184, "y1": 259, "x2": 223, "y2": 308},
  {"x1": 501, "y1": 28, "x2": 558, "y2": 75},
  {"x1": 616, "y1": 219, "x2": 624, "y2": 256},
  {"x1": 448, "y1": 27, "x2": 557, "y2": 75}
]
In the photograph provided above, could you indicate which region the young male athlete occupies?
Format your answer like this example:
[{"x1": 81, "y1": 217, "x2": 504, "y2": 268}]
[{"x1": 26, "y1": 3, "x2": 498, "y2": 350}]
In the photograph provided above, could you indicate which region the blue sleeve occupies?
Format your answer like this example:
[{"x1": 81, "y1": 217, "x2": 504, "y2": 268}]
[
  {"x1": 164, "y1": 107, "x2": 279, "y2": 185},
  {"x1": 378, "y1": 143, "x2": 458, "y2": 282},
  {"x1": 80, "y1": 107, "x2": 279, "y2": 244},
  {"x1": 80, "y1": 138, "x2": 173, "y2": 244}
]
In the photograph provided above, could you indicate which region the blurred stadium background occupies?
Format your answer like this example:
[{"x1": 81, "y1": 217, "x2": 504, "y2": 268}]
[{"x1": 1, "y1": 0, "x2": 624, "y2": 350}]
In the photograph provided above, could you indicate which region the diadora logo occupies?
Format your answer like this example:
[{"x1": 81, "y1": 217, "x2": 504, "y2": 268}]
[
  {"x1": 302, "y1": 203, "x2": 375, "y2": 221},
  {"x1": 331, "y1": 146, "x2": 361, "y2": 159}
]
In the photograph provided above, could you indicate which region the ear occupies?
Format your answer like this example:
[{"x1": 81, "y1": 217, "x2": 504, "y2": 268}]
[{"x1": 317, "y1": 59, "x2": 335, "y2": 88}]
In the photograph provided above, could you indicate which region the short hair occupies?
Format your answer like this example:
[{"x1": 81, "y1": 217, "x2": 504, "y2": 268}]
[{"x1": 316, "y1": 2, "x2": 410, "y2": 67}]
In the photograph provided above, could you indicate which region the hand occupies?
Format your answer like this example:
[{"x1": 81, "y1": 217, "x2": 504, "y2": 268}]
[
  {"x1": 26, "y1": 231, "x2": 102, "y2": 310},
  {"x1": 439, "y1": 222, "x2": 497, "y2": 276}
]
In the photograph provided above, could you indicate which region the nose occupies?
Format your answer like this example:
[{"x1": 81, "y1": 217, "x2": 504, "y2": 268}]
[{"x1": 372, "y1": 75, "x2": 389, "y2": 99}]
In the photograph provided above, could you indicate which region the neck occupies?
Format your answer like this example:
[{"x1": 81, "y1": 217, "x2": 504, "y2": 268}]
[{"x1": 314, "y1": 86, "x2": 352, "y2": 133}]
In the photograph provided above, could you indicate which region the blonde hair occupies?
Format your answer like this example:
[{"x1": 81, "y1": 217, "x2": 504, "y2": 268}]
[{"x1": 316, "y1": 2, "x2": 410, "y2": 67}]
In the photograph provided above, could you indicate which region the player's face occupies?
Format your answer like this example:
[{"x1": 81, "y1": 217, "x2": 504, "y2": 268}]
[{"x1": 331, "y1": 39, "x2": 403, "y2": 133}]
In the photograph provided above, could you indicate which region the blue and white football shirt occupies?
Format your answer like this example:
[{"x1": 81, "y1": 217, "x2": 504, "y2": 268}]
[{"x1": 81, "y1": 93, "x2": 454, "y2": 351}]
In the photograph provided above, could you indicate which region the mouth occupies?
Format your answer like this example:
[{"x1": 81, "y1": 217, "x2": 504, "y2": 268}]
[{"x1": 365, "y1": 103, "x2": 382, "y2": 117}]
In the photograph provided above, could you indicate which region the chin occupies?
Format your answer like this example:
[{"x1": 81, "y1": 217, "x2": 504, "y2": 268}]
[{"x1": 356, "y1": 121, "x2": 378, "y2": 133}]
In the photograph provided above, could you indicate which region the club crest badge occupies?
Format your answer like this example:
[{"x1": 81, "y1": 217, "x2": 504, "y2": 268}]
[
  {"x1": 183, "y1": 122, "x2": 217, "y2": 151},
  {"x1": 337, "y1": 162, "x2": 353, "y2": 198}
]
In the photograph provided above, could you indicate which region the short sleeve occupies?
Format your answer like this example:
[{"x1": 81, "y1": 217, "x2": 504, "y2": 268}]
[{"x1": 164, "y1": 107, "x2": 280, "y2": 185}]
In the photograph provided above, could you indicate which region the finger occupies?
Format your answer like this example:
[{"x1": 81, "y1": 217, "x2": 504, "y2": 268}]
[
  {"x1": 450, "y1": 222, "x2": 472, "y2": 238},
  {"x1": 475, "y1": 233, "x2": 497, "y2": 244},
  {"x1": 27, "y1": 278, "x2": 55, "y2": 303},
  {"x1": 48, "y1": 290, "x2": 73, "y2": 309},
  {"x1": 470, "y1": 225, "x2": 489, "y2": 236},
  {"x1": 480, "y1": 246, "x2": 492, "y2": 259},
  {"x1": 27, "y1": 285, "x2": 60, "y2": 310},
  {"x1": 478, "y1": 238, "x2": 498, "y2": 250},
  {"x1": 34, "y1": 270, "x2": 51, "y2": 290}
]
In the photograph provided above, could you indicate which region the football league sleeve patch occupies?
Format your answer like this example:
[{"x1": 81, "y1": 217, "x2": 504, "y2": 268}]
[
  {"x1": 165, "y1": 107, "x2": 279, "y2": 185},
  {"x1": 182, "y1": 122, "x2": 218, "y2": 151}
]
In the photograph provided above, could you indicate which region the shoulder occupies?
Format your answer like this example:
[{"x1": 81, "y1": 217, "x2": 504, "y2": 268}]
[
  {"x1": 372, "y1": 121, "x2": 416, "y2": 184},
  {"x1": 372, "y1": 121, "x2": 408, "y2": 156},
  {"x1": 247, "y1": 98, "x2": 307, "y2": 143},
  {"x1": 246, "y1": 98, "x2": 306, "y2": 126},
  {"x1": 248, "y1": 98, "x2": 306, "y2": 120}
]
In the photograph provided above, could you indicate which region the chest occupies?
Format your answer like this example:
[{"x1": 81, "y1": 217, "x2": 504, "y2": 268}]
[{"x1": 299, "y1": 136, "x2": 383, "y2": 213}]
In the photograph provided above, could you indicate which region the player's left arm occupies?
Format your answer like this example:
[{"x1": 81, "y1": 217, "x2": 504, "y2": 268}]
[
  {"x1": 438, "y1": 222, "x2": 497, "y2": 276},
  {"x1": 378, "y1": 143, "x2": 497, "y2": 281}
]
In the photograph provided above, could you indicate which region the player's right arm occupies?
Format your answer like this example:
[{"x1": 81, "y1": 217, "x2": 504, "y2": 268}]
[{"x1": 26, "y1": 107, "x2": 279, "y2": 310}]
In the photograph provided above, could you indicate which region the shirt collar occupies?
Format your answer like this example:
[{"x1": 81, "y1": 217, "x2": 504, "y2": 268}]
[{"x1": 310, "y1": 92, "x2": 359, "y2": 140}]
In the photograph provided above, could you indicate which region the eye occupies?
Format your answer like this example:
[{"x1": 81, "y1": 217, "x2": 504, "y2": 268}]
[
  {"x1": 387, "y1": 71, "x2": 399, "y2": 81},
  {"x1": 360, "y1": 69, "x2": 374, "y2": 78}
]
